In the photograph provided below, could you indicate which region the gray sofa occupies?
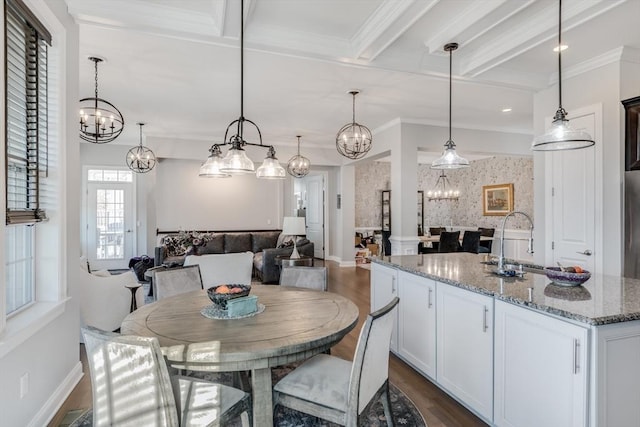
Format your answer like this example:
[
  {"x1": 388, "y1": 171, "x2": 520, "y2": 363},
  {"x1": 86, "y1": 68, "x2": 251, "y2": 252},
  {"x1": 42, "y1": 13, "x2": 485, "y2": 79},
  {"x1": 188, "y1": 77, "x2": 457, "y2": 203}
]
[{"x1": 154, "y1": 230, "x2": 314, "y2": 284}]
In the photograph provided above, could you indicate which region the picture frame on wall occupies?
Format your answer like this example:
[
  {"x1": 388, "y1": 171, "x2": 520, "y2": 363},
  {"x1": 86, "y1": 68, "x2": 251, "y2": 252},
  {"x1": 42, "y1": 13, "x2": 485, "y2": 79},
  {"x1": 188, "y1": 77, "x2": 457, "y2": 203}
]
[{"x1": 482, "y1": 183, "x2": 514, "y2": 216}]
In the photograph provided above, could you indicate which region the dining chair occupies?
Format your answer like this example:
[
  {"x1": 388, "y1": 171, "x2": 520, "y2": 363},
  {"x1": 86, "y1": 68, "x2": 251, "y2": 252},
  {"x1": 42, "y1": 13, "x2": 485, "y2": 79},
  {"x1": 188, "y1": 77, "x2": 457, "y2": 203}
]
[
  {"x1": 82, "y1": 326, "x2": 252, "y2": 427},
  {"x1": 438, "y1": 230, "x2": 461, "y2": 253},
  {"x1": 478, "y1": 227, "x2": 495, "y2": 253},
  {"x1": 273, "y1": 297, "x2": 400, "y2": 426},
  {"x1": 461, "y1": 230, "x2": 482, "y2": 253},
  {"x1": 279, "y1": 266, "x2": 328, "y2": 291},
  {"x1": 155, "y1": 265, "x2": 203, "y2": 300},
  {"x1": 428, "y1": 227, "x2": 446, "y2": 251}
]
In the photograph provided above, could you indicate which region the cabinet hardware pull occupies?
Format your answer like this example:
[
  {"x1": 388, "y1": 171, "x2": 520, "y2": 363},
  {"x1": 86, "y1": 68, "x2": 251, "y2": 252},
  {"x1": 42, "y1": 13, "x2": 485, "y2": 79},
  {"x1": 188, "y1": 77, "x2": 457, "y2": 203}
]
[
  {"x1": 573, "y1": 339, "x2": 580, "y2": 374},
  {"x1": 428, "y1": 288, "x2": 433, "y2": 308},
  {"x1": 483, "y1": 306, "x2": 489, "y2": 332},
  {"x1": 392, "y1": 276, "x2": 396, "y2": 293}
]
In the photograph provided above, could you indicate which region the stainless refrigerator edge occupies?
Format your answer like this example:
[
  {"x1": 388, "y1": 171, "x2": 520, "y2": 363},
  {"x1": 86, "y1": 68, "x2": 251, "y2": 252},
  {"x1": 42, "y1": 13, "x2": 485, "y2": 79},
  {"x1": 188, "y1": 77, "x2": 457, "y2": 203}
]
[{"x1": 624, "y1": 170, "x2": 640, "y2": 278}]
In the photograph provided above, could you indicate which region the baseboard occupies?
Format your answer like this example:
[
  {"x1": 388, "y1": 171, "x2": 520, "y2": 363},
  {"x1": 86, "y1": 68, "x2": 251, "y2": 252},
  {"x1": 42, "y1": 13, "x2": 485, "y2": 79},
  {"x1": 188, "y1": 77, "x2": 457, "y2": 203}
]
[
  {"x1": 325, "y1": 255, "x2": 341, "y2": 263},
  {"x1": 30, "y1": 361, "x2": 84, "y2": 427}
]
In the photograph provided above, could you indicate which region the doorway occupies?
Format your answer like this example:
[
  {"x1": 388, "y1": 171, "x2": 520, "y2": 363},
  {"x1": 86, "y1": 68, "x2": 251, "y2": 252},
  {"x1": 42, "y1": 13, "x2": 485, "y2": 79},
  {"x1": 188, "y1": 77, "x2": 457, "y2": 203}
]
[
  {"x1": 295, "y1": 172, "x2": 328, "y2": 259},
  {"x1": 83, "y1": 168, "x2": 136, "y2": 270}
]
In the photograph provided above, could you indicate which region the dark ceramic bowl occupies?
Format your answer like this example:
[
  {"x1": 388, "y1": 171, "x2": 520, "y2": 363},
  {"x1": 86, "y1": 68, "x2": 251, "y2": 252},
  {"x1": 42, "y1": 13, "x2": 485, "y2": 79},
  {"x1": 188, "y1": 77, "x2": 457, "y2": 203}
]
[
  {"x1": 544, "y1": 267, "x2": 591, "y2": 287},
  {"x1": 207, "y1": 284, "x2": 251, "y2": 309}
]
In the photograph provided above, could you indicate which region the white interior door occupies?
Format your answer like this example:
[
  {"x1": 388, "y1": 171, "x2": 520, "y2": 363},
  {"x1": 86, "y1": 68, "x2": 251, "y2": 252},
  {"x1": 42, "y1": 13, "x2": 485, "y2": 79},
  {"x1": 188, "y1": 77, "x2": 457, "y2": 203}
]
[
  {"x1": 304, "y1": 174, "x2": 325, "y2": 259},
  {"x1": 549, "y1": 111, "x2": 597, "y2": 274},
  {"x1": 86, "y1": 180, "x2": 135, "y2": 270}
]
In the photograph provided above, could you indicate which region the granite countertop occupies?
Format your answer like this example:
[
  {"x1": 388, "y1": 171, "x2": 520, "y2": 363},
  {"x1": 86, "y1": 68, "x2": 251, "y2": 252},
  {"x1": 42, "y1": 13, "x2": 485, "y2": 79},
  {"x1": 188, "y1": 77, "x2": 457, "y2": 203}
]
[{"x1": 372, "y1": 253, "x2": 640, "y2": 326}]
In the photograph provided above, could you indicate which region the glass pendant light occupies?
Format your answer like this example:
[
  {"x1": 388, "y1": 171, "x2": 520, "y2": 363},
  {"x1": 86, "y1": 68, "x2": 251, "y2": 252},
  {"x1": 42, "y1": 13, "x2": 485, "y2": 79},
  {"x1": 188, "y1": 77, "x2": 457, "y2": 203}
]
[
  {"x1": 287, "y1": 135, "x2": 311, "y2": 178},
  {"x1": 432, "y1": 43, "x2": 469, "y2": 170},
  {"x1": 532, "y1": 0, "x2": 594, "y2": 151},
  {"x1": 199, "y1": 145, "x2": 231, "y2": 178},
  {"x1": 256, "y1": 146, "x2": 286, "y2": 179}
]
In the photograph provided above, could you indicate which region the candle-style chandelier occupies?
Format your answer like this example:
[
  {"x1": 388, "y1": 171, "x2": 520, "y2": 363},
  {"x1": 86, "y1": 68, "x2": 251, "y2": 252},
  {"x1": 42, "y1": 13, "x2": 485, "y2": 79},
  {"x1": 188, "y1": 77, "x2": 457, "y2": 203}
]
[
  {"x1": 127, "y1": 123, "x2": 156, "y2": 173},
  {"x1": 427, "y1": 171, "x2": 460, "y2": 201},
  {"x1": 79, "y1": 57, "x2": 124, "y2": 144},
  {"x1": 336, "y1": 90, "x2": 372, "y2": 160}
]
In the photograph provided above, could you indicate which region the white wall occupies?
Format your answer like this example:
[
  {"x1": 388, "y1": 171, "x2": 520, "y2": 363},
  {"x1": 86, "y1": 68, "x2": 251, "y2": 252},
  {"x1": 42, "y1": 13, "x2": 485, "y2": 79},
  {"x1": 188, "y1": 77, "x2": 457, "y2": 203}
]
[{"x1": 0, "y1": 1, "x2": 82, "y2": 425}]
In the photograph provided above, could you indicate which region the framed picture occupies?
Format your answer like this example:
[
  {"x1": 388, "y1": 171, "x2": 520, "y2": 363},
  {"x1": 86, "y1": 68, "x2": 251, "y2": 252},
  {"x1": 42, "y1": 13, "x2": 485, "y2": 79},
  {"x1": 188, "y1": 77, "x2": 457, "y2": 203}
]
[{"x1": 482, "y1": 183, "x2": 514, "y2": 216}]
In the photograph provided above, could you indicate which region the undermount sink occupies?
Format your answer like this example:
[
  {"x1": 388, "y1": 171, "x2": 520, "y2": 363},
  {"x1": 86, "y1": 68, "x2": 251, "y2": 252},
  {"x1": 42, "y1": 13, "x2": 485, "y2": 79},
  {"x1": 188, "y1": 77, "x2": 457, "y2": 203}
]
[{"x1": 480, "y1": 261, "x2": 544, "y2": 277}]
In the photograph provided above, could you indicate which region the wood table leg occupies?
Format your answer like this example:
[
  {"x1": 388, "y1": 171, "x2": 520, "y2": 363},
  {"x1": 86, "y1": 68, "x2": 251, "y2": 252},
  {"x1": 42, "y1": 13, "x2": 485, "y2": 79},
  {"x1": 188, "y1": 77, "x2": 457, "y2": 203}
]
[{"x1": 251, "y1": 367, "x2": 273, "y2": 427}]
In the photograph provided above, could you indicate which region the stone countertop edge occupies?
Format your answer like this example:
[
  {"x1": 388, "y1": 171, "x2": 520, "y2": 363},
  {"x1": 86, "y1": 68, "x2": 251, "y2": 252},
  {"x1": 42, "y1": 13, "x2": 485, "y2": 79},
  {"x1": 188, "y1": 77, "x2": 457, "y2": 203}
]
[{"x1": 371, "y1": 254, "x2": 640, "y2": 327}]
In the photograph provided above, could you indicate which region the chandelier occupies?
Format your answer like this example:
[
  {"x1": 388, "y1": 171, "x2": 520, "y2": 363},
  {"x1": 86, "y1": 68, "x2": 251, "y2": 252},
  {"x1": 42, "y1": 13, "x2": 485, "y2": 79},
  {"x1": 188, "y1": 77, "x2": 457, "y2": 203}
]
[
  {"x1": 200, "y1": 0, "x2": 285, "y2": 179},
  {"x1": 531, "y1": 0, "x2": 594, "y2": 150},
  {"x1": 336, "y1": 90, "x2": 372, "y2": 160},
  {"x1": 79, "y1": 57, "x2": 124, "y2": 144},
  {"x1": 427, "y1": 171, "x2": 460, "y2": 201},
  {"x1": 287, "y1": 136, "x2": 311, "y2": 178},
  {"x1": 127, "y1": 123, "x2": 156, "y2": 173},
  {"x1": 431, "y1": 43, "x2": 469, "y2": 170}
]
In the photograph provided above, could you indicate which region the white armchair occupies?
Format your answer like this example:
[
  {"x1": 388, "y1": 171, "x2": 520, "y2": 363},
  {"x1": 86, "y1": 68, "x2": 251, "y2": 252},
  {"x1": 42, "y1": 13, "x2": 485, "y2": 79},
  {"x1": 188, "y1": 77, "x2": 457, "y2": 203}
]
[{"x1": 78, "y1": 260, "x2": 144, "y2": 333}]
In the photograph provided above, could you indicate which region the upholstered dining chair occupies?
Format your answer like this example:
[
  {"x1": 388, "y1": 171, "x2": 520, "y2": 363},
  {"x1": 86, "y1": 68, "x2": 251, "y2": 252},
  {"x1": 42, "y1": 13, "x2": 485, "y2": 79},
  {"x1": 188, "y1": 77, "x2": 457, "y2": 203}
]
[
  {"x1": 82, "y1": 326, "x2": 252, "y2": 427},
  {"x1": 438, "y1": 230, "x2": 461, "y2": 253},
  {"x1": 428, "y1": 227, "x2": 446, "y2": 252},
  {"x1": 155, "y1": 265, "x2": 203, "y2": 300},
  {"x1": 279, "y1": 266, "x2": 328, "y2": 291},
  {"x1": 461, "y1": 230, "x2": 482, "y2": 253},
  {"x1": 478, "y1": 227, "x2": 496, "y2": 253},
  {"x1": 273, "y1": 297, "x2": 400, "y2": 426}
]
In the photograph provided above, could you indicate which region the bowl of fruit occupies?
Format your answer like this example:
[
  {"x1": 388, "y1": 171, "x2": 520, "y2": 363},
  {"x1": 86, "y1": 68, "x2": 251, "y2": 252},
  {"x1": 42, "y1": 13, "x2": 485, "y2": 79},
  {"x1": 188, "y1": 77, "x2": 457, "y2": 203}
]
[
  {"x1": 207, "y1": 284, "x2": 251, "y2": 309},
  {"x1": 543, "y1": 266, "x2": 591, "y2": 287}
]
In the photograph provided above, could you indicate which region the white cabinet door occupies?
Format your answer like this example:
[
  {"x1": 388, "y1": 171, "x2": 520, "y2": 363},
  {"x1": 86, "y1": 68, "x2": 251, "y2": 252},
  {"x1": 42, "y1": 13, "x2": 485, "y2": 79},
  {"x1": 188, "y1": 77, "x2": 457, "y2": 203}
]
[
  {"x1": 437, "y1": 282, "x2": 494, "y2": 421},
  {"x1": 494, "y1": 300, "x2": 588, "y2": 427},
  {"x1": 371, "y1": 263, "x2": 398, "y2": 352},
  {"x1": 398, "y1": 271, "x2": 436, "y2": 378}
]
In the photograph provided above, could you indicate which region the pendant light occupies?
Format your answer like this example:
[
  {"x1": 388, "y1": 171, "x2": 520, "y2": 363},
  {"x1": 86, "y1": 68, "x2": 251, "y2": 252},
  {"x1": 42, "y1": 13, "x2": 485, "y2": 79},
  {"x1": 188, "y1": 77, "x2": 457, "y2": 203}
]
[
  {"x1": 126, "y1": 123, "x2": 156, "y2": 173},
  {"x1": 287, "y1": 135, "x2": 311, "y2": 178},
  {"x1": 531, "y1": 0, "x2": 594, "y2": 151},
  {"x1": 79, "y1": 57, "x2": 125, "y2": 144},
  {"x1": 427, "y1": 171, "x2": 459, "y2": 201},
  {"x1": 199, "y1": 144, "x2": 231, "y2": 178},
  {"x1": 213, "y1": 0, "x2": 285, "y2": 179},
  {"x1": 431, "y1": 43, "x2": 469, "y2": 170},
  {"x1": 336, "y1": 90, "x2": 372, "y2": 160}
]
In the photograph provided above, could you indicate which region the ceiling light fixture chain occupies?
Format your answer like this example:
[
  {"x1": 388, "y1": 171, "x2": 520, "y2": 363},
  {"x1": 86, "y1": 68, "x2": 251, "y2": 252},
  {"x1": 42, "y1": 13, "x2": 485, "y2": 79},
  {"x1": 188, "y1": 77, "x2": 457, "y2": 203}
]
[
  {"x1": 200, "y1": 0, "x2": 285, "y2": 178},
  {"x1": 287, "y1": 135, "x2": 311, "y2": 178},
  {"x1": 126, "y1": 122, "x2": 156, "y2": 173},
  {"x1": 335, "y1": 90, "x2": 372, "y2": 160},
  {"x1": 531, "y1": 0, "x2": 594, "y2": 151},
  {"x1": 431, "y1": 43, "x2": 469, "y2": 170},
  {"x1": 79, "y1": 56, "x2": 125, "y2": 144}
]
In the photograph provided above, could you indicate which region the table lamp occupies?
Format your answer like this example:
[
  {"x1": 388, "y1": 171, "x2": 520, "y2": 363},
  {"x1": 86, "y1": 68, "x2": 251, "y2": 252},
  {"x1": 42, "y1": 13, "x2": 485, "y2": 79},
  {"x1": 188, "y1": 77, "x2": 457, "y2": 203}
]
[{"x1": 282, "y1": 216, "x2": 306, "y2": 259}]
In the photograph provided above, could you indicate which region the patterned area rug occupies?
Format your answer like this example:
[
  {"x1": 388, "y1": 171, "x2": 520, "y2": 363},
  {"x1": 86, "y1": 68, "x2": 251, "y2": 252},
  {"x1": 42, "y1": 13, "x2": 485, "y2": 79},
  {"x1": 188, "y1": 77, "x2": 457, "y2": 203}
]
[{"x1": 66, "y1": 364, "x2": 426, "y2": 427}]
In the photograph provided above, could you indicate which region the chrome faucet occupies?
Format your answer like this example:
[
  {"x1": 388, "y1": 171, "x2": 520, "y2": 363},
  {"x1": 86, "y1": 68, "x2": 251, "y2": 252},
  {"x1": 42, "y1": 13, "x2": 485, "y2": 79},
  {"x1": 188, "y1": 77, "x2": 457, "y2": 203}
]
[{"x1": 497, "y1": 211, "x2": 534, "y2": 273}]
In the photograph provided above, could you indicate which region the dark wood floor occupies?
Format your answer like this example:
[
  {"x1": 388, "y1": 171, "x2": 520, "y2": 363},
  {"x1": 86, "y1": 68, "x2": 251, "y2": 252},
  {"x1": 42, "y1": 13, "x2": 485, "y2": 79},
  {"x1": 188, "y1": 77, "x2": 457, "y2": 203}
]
[{"x1": 48, "y1": 260, "x2": 487, "y2": 427}]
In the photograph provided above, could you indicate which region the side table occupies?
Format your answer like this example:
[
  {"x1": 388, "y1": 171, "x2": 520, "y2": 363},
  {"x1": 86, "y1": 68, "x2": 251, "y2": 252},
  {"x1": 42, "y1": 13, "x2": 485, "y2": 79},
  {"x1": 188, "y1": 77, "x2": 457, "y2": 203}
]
[
  {"x1": 125, "y1": 283, "x2": 142, "y2": 312},
  {"x1": 275, "y1": 255, "x2": 314, "y2": 268}
]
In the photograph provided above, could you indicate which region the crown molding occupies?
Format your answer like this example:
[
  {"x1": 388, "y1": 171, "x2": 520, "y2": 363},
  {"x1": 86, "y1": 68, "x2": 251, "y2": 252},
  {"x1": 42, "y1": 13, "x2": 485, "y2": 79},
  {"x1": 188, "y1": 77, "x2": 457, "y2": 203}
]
[{"x1": 548, "y1": 46, "x2": 640, "y2": 85}]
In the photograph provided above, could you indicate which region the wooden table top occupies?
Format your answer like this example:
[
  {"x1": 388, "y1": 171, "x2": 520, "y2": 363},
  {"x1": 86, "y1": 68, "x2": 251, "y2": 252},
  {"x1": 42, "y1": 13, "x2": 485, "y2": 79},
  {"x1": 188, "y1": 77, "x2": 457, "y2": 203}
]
[{"x1": 121, "y1": 285, "x2": 360, "y2": 370}]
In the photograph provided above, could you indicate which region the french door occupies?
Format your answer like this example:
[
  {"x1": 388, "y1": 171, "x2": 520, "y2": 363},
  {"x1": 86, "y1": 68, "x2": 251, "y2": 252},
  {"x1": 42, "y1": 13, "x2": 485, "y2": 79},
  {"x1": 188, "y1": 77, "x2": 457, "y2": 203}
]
[{"x1": 85, "y1": 169, "x2": 135, "y2": 270}]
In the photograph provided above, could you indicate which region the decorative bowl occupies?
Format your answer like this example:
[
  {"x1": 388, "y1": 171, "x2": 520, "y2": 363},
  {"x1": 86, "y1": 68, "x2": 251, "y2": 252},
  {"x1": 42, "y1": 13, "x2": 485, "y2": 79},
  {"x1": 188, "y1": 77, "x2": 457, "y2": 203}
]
[
  {"x1": 544, "y1": 267, "x2": 591, "y2": 287},
  {"x1": 206, "y1": 284, "x2": 251, "y2": 309}
]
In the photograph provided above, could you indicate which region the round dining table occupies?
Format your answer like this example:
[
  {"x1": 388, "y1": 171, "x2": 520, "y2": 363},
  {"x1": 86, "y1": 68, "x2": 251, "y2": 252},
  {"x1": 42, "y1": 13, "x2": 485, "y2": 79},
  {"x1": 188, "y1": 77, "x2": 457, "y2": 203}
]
[{"x1": 121, "y1": 284, "x2": 359, "y2": 427}]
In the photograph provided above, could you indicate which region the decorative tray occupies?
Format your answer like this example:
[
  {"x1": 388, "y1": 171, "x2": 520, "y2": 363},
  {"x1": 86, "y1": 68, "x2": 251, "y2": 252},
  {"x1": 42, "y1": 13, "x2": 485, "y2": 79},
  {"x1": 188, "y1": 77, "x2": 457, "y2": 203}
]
[{"x1": 201, "y1": 303, "x2": 265, "y2": 320}]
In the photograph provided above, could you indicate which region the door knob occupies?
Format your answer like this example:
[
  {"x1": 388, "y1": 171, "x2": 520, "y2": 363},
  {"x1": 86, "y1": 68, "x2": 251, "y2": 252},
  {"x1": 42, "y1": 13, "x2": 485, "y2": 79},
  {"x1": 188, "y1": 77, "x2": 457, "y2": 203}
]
[
  {"x1": 126, "y1": 229, "x2": 132, "y2": 233},
  {"x1": 576, "y1": 249, "x2": 592, "y2": 256}
]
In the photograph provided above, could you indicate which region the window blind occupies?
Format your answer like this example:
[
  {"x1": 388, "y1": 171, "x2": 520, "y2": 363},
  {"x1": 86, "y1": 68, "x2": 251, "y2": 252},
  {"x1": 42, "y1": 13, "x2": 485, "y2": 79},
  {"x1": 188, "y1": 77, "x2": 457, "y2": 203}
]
[{"x1": 5, "y1": 0, "x2": 50, "y2": 224}]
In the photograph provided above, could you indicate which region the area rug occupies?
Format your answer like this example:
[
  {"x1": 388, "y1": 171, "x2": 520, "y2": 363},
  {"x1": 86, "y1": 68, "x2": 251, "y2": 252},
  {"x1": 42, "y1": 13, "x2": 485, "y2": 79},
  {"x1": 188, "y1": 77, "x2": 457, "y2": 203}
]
[{"x1": 65, "y1": 364, "x2": 426, "y2": 427}]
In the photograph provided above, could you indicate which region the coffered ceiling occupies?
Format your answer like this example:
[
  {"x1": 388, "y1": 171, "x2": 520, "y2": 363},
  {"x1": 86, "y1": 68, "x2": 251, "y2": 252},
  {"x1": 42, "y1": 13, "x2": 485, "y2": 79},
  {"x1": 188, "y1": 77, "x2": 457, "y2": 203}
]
[{"x1": 65, "y1": 0, "x2": 640, "y2": 158}]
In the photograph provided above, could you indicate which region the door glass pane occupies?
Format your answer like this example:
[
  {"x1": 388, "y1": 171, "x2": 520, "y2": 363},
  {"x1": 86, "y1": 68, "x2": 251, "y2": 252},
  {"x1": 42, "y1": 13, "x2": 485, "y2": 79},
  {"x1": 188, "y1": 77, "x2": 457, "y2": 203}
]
[{"x1": 96, "y1": 188, "x2": 125, "y2": 260}]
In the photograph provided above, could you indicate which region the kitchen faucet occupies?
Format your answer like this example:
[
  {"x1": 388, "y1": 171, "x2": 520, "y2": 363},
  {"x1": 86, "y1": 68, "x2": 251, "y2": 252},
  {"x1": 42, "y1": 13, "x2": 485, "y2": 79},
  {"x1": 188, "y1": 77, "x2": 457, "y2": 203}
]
[{"x1": 497, "y1": 211, "x2": 534, "y2": 274}]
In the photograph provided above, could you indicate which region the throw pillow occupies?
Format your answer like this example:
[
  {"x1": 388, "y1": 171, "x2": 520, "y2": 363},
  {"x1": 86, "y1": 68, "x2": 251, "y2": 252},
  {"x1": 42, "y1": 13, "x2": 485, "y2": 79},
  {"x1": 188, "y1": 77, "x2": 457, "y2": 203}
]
[{"x1": 278, "y1": 239, "x2": 294, "y2": 249}]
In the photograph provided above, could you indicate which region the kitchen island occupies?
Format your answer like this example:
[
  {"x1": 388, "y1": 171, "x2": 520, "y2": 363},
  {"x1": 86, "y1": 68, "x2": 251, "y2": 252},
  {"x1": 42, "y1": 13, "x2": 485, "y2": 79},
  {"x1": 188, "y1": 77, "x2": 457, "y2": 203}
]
[{"x1": 372, "y1": 253, "x2": 640, "y2": 427}]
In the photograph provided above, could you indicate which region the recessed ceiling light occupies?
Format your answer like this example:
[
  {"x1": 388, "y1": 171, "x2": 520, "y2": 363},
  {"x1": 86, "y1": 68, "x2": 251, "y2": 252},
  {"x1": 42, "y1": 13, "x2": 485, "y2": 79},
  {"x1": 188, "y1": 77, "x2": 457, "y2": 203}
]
[
  {"x1": 553, "y1": 44, "x2": 568, "y2": 52},
  {"x1": 501, "y1": 108, "x2": 512, "y2": 113}
]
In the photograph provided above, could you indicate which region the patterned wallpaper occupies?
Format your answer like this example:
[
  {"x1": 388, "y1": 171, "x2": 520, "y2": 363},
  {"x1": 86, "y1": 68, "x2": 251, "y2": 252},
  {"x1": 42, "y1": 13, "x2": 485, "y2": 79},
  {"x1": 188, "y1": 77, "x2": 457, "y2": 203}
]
[{"x1": 355, "y1": 156, "x2": 534, "y2": 231}]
